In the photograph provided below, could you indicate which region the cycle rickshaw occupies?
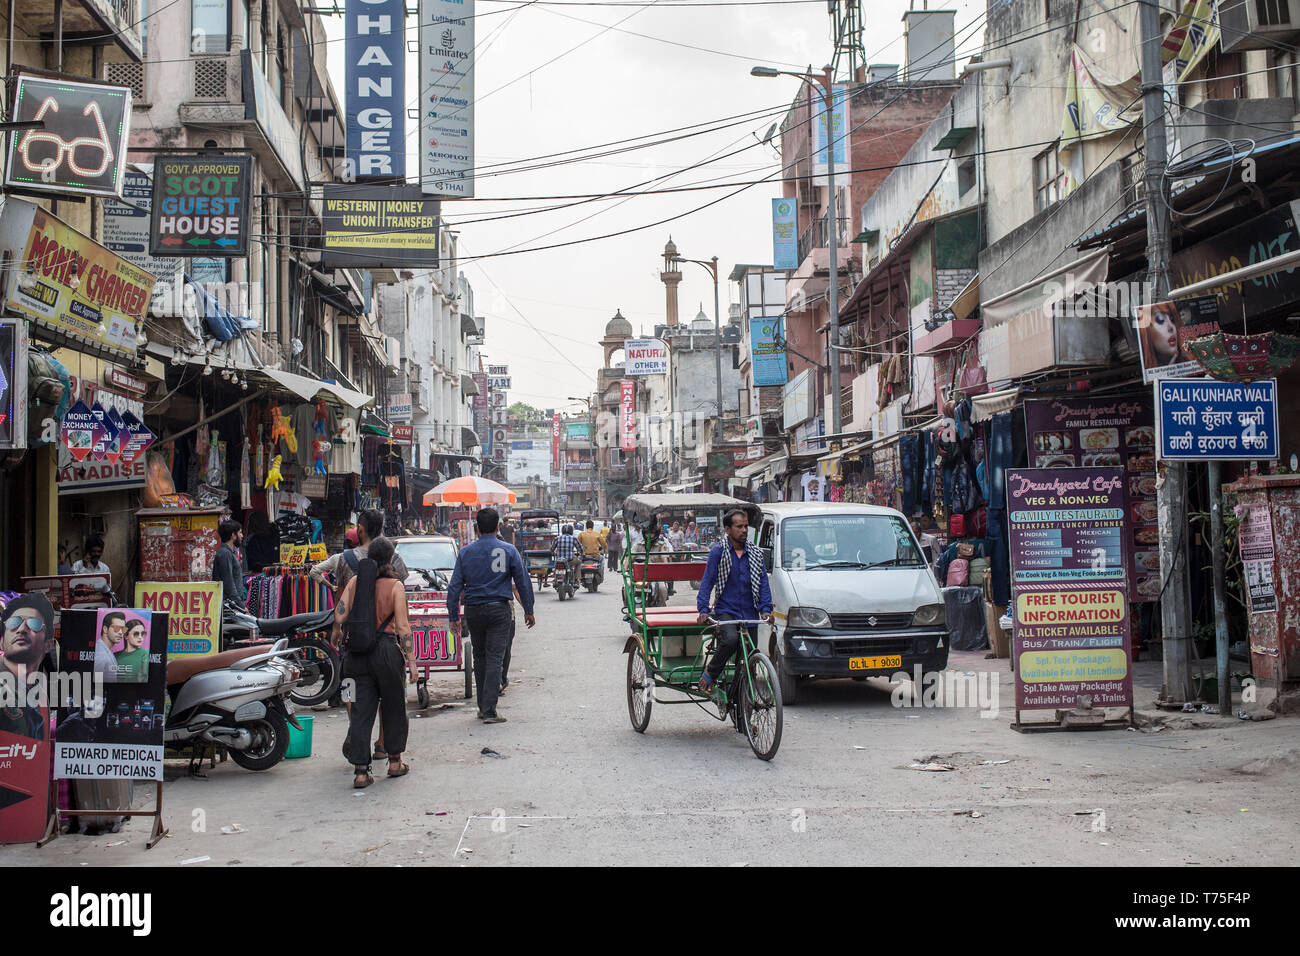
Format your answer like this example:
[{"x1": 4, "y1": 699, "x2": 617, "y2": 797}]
[
  {"x1": 517, "y1": 509, "x2": 560, "y2": 589},
  {"x1": 619, "y1": 494, "x2": 783, "y2": 760}
]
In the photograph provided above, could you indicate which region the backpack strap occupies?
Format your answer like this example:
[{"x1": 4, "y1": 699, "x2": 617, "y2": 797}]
[{"x1": 343, "y1": 549, "x2": 360, "y2": 573}]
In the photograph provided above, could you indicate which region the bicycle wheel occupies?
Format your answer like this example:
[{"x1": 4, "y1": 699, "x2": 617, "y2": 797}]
[
  {"x1": 739, "y1": 651, "x2": 783, "y2": 760},
  {"x1": 626, "y1": 645, "x2": 653, "y2": 733}
]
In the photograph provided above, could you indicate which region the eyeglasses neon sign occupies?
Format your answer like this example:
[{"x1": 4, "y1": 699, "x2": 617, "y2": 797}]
[{"x1": 16, "y1": 97, "x2": 115, "y2": 178}]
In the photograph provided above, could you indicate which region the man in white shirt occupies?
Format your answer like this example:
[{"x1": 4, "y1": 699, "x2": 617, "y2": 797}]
[{"x1": 72, "y1": 535, "x2": 111, "y2": 583}]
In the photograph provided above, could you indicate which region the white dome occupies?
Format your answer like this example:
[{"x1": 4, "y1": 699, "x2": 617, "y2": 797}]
[{"x1": 690, "y1": 304, "x2": 711, "y2": 331}]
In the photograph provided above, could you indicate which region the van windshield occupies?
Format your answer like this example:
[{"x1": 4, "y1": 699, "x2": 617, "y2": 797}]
[{"x1": 780, "y1": 514, "x2": 923, "y2": 569}]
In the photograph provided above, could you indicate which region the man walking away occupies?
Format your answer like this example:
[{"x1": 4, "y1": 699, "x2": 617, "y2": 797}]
[
  {"x1": 695, "y1": 508, "x2": 774, "y2": 699},
  {"x1": 447, "y1": 508, "x2": 535, "y2": 723},
  {"x1": 606, "y1": 523, "x2": 623, "y2": 572},
  {"x1": 212, "y1": 520, "x2": 247, "y2": 607},
  {"x1": 577, "y1": 519, "x2": 604, "y2": 584}
]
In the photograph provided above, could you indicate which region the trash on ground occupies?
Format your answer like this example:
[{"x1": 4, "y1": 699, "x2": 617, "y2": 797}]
[
  {"x1": 481, "y1": 747, "x2": 507, "y2": 759},
  {"x1": 1201, "y1": 704, "x2": 1220, "y2": 714},
  {"x1": 105, "y1": 840, "x2": 126, "y2": 847},
  {"x1": 907, "y1": 762, "x2": 956, "y2": 772},
  {"x1": 180, "y1": 856, "x2": 210, "y2": 865},
  {"x1": 1182, "y1": 702, "x2": 1200, "y2": 713},
  {"x1": 220, "y1": 824, "x2": 246, "y2": 835},
  {"x1": 953, "y1": 809, "x2": 982, "y2": 818},
  {"x1": 361, "y1": 842, "x2": 390, "y2": 853},
  {"x1": 426, "y1": 810, "x2": 450, "y2": 816},
  {"x1": 979, "y1": 759, "x2": 1011, "y2": 765},
  {"x1": 853, "y1": 745, "x2": 866, "y2": 750}
]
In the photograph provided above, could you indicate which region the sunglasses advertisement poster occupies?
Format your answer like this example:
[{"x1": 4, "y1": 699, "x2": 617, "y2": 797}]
[
  {"x1": 53, "y1": 609, "x2": 167, "y2": 781},
  {"x1": 0, "y1": 593, "x2": 56, "y2": 843}
]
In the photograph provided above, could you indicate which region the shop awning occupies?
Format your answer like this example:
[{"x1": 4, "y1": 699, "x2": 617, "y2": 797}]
[
  {"x1": 970, "y1": 386, "x2": 1021, "y2": 422},
  {"x1": 259, "y1": 367, "x2": 372, "y2": 409},
  {"x1": 461, "y1": 426, "x2": 480, "y2": 448},
  {"x1": 817, "y1": 439, "x2": 871, "y2": 464},
  {"x1": 734, "y1": 451, "x2": 786, "y2": 481},
  {"x1": 665, "y1": 477, "x2": 702, "y2": 492}
]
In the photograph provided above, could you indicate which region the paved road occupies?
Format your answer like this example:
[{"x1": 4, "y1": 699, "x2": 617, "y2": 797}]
[{"x1": 15, "y1": 578, "x2": 1300, "y2": 866}]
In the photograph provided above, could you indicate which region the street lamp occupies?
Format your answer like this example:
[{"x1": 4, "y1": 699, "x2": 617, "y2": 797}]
[
  {"x1": 751, "y1": 63, "x2": 842, "y2": 436},
  {"x1": 669, "y1": 252, "x2": 725, "y2": 447}
]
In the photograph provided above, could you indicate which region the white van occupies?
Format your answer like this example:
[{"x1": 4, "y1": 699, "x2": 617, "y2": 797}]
[{"x1": 754, "y1": 502, "x2": 949, "y2": 704}]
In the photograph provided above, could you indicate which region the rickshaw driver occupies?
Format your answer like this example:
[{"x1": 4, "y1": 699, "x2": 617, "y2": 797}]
[{"x1": 695, "y1": 508, "x2": 774, "y2": 695}]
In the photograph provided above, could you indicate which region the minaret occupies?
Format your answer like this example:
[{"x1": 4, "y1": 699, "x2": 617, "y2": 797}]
[{"x1": 660, "y1": 236, "x2": 681, "y2": 327}]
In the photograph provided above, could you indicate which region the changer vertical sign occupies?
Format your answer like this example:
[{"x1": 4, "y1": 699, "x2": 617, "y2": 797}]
[{"x1": 346, "y1": 0, "x2": 406, "y2": 180}]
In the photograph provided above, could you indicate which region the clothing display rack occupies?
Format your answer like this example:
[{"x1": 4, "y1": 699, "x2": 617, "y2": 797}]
[{"x1": 244, "y1": 566, "x2": 333, "y2": 618}]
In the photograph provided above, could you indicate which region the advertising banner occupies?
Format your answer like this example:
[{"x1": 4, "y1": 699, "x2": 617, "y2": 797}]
[
  {"x1": 321, "y1": 185, "x2": 440, "y2": 269},
  {"x1": 386, "y1": 398, "x2": 413, "y2": 422},
  {"x1": 0, "y1": 320, "x2": 27, "y2": 450},
  {"x1": 410, "y1": 602, "x2": 457, "y2": 666},
  {"x1": 1024, "y1": 396, "x2": 1158, "y2": 602},
  {"x1": 624, "y1": 339, "x2": 668, "y2": 376},
  {"x1": 419, "y1": 0, "x2": 475, "y2": 197},
  {"x1": 57, "y1": 377, "x2": 149, "y2": 495},
  {"x1": 1007, "y1": 468, "x2": 1132, "y2": 712},
  {"x1": 552, "y1": 413, "x2": 562, "y2": 470},
  {"x1": 54, "y1": 609, "x2": 168, "y2": 781},
  {"x1": 812, "y1": 84, "x2": 848, "y2": 178},
  {"x1": 564, "y1": 421, "x2": 592, "y2": 441},
  {"x1": 149, "y1": 155, "x2": 252, "y2": 257},
  {"x1": 771, "y1": 198, "x2": 798, "y2": 270},
  {"x1": 134, "y1": 581, "x2": 222, "y2": 659},
  {"x1": 1156, "y1": 378, "x2": 1277, "y2": 461},
  {"x1": 1134, "y1": 296, "x2": 1221, "y2": 383},
  {"x1": 6, "y1": 74, "x2": 131, "y2": 198},
  {"x1": 1237, "y1": 505, "x2": 1277, "y2": 614},
  {"x1": 346, "y1": 0, "x2": 406, "y2": 179},
  {"x1": 392, "y1": 423, "x2": 413, "y2": 444},
  {"x1": 750, "y1": 312, "x2": 788, "y2": 387},
  {"x1": 7, "y1": 207, "x2": 155, "y2": 358},
  {"x1": 103, "y1": 167, "x2": 182, "y2": 289},
  {"x1": 0, "y1": 591, "x2": 55, "y2": 843},
  {"x1": 619, "y1": 380, "x2": 636, "y2": 452}
]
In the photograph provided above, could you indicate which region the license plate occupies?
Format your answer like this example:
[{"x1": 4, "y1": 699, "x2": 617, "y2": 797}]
[{"x1": 848, "y1": 655, "x2": 902, "y2": 671}]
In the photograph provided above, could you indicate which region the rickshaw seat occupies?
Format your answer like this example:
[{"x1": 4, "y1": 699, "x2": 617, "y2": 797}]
[
  {"x1": 634, "y1": 607, "x2": 705, "y2": 627},
  {"x1": 630, "y1": 560, "x2": 708, "y2": 582}
]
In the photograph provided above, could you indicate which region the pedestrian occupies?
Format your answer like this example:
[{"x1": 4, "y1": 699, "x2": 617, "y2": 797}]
[
  {"x1": 212, "y1": 519, "x2": 247, "y2": 606},
  {"x1": 335, "y1": 510, "x2": 409, "y2": 593},
  {"x1": 446, "y1": 507, "x2": 535, "y2": 723},
  {"x1": 309, "y1": 526, "x2": 359, "y2": 596},
  {"x1": 57, "y1": 544, "x2": 74, "y2": 576},
  {"x1": 695, "y1": 508, "x2": 774, "y2": 698},
  {"x1": 331, "y1": 536, "x2": 412, "y2": 789},
  {"x1": 606, "y1": 522, "x2": 623, "y2": 572},
  {"x1": 499, "y1": 519, "x2": 515, "y2": 545},
  {"x1": 72, "y1": 535, "x2": 110, "y2": 581}
]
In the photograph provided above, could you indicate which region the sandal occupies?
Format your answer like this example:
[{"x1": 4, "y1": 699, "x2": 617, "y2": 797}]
[
  {"x1": 353, "y1": 770, "x2": 374, "y2": 789},
  {"x1": 387, "y1": 759, "x2": 410, "y2": 778}
]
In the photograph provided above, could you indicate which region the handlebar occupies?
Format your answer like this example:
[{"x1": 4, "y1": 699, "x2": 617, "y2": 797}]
[{"x1": 705, "y1": 617, "x2": 770, "y2": 627}]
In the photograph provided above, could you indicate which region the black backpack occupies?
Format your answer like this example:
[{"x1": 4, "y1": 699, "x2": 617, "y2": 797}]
[{"x1": 344, "y1": 556, "x2": 392, "y2": 655}]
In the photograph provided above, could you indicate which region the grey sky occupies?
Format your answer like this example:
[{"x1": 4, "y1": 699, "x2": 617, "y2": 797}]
[{"x1": 326, "y1": 0, "x2": 984, "y2": 412}]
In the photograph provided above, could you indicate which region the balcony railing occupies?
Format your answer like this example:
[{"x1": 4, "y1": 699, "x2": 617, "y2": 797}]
[{"x1": 797, "y1": 216, "x2": 852, "y2": 268}]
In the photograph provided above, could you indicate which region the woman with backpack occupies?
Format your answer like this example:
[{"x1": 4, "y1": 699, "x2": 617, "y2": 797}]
[{"x1": 330, "y1": 536, "x2": 413, "y2": 789}]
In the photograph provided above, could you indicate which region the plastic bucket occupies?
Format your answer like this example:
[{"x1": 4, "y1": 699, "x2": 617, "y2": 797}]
[{"x1": 286, "y1": 714, "x2": 314, "y2": 759}]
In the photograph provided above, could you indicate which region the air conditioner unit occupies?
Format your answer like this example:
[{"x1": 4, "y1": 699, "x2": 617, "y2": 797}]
[{"x1": 1220, "y1": 0, "x2": 1300, "y2": 52}]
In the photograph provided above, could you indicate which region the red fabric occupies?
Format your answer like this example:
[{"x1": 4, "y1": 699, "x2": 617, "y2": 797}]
[
  {"x1": 631, "y1": 561, "x2": 709, "y2": 582},
  {"x1": 949, "y1": 514, "x2": 965, "y2": 537}
]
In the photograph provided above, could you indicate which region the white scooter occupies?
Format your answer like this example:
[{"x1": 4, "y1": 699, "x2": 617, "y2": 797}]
[{"x1": 164, "y1": 639, "x2": 302, "y2": 771}]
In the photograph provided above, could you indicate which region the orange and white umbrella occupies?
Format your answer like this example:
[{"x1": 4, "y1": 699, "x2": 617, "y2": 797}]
[{"x1": 422, "y1": 475, "x2": 517, "y2": 507}]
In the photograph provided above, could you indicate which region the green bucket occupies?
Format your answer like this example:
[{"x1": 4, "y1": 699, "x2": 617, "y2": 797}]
[{"x1": 286, "y1": 714, "x2": 314, "y2": 759}]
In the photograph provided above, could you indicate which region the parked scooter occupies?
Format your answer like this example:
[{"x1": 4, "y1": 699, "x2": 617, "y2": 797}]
[
  {"x1": 164, "y1": 639, "x2": 302, "y2": 771},
  {"x1": 221, "y1": 601, "x2": 340, "y2": 707},
  {"x1": 554, "y1": 558, "x2": 578, "y2": 601}
]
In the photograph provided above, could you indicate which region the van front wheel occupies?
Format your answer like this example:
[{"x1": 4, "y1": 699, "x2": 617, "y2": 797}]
[{"x1": 775, "y1": 641, "x2": 800, "y2": 706}]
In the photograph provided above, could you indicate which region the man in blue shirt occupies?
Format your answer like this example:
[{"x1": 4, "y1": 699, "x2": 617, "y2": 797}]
[
  {"x1": 551, "y1": 524, "x2": 582, "y2": 592},
  {"x1": 695, "y1": 508, "x2": 773, "y2": 695},
  {"x1": 447, "y1": 507, "x2": 536, "y2": 723}
]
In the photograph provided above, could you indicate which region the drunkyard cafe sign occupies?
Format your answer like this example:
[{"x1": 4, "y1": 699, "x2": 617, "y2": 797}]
[
  {"x1": 149, "y1": 155, "x2": 252, "y2": 257},
  {"x1": 5, "y1": 73, "x2": 132, "y2": 199}
]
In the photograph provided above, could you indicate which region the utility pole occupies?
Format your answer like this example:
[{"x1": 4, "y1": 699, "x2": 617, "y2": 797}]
[{"x1": 1139, "y1": 0, "x2": 1194, "y2": 703}]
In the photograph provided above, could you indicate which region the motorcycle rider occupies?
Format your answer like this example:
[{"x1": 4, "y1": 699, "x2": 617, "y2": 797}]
[
  {"x1": 551, "y1": 524, "x2": 582, "y2": 592},
  {"x1": 577, "y1": 519, "x2": 604, "y2": 584}
]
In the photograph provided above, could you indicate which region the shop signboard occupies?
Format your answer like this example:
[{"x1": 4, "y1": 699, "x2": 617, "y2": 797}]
[
  {"x1": 410, "y1": 602, "x2": 456, "y2": 666},
  {"x1": 771, "y1": 198, "x2": 798, "y2": 271},
  {"x1": 103, "y1": 166, "x2": 182, "y2": 290},
  {"x1": 6, "y1": 74, "x2": 131, "y2": 198},
  {"x1": 1134, "y1": 296, "x2": 1221, "y2": 384},
  {"x1": 419, "y1": 0, "x2": 475, "y2": 197},
  {"x1": 134, "y1": 581, "x2": 222, "y2": 659},
  {"x1": 488, "y1": 375, "x2": 511, "y2": 390},
  {"x1": 387, "y1": 398, "x2": 413, "y2": 422},
  {"x1": 1007, "y1": 468, "x2": 1133, "y2": 712},
  {"x1": 54, "y1": 609, "x2": 168, "y2": 781},
  {"x1": 750, "y1": 312, "x2": 788, "y2": 387},
  {"x1": 1156, "y1": 378, "x2": 1278, "y2": 462},
  {"x1": 551, "y1": 413, "x2": 562, "y2": 470},
  {"x1": 1237, "y1": 505, "x2": 1277, "y2": 614},
  {"x1": 707, "y1": 450, "x2": 736, "y2": 479},
  {"x1": 149, "y1": 155, "x2": 253, "y2": 257},
  {"x1": 321, "y1": 185, "x2": 440, "y2": 269},
  {"x1": 487, "y1": 364, "x2": 508, "y2": 376},
  {"x1": 565, "y1": 479, "x2": 593, "y2": 492},
  {"x1": 734, "y1": 444, "x2": 764, "y2": 465},
  {"x1": 346, "y1": 0, "x2": 405, "y2": 179},
  {"x1": 511, "y1": 440, "x2": 533, "y2": 450},
  {"x1": 624, "y1": 339, "x2": 668, "y2": 376},
  {"x1": 782, "y1": 369, "x2": 814, "y2": 430},
  {"x1": 619, "y1": 380, "x2": 636, "y2": 452},
  {"x1": 7, "y1": 206, "x2": 155, "y2": 359},
  {"x1": 58, "y1": 378, "x2": 148, "y2": 494},
  {"x1": 564, "y1": 421, "x2": 592, "y2": 441},
  {"x1": 392, "y1": 423, "x2": 413, "y2": 444},
  {"x1": 0, "y1": 320, "x2": 27, "y2": 450},
  {"x1": 1024, "y1": 396, "x2": 1158, "y2": 603}
]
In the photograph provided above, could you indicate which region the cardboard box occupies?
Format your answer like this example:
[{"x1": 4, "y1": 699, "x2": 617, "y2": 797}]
[{"x1": 986, "y1": 602, "x2": 1009, "y2": 659}]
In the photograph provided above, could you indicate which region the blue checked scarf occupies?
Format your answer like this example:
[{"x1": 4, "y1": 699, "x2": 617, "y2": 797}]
[{"x1": 714, "y1": 543, "x2": 765, "y2": 613}]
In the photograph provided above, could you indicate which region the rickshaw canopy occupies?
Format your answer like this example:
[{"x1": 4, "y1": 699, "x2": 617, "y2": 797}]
[{"x1": 621, "y1": 494, "x2": 760, "y2": 531}]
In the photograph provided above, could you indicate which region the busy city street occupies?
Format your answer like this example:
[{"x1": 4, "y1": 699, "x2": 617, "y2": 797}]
[{"x1": 9, "y1": 578, "x2": 1299, "y2": 868}]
